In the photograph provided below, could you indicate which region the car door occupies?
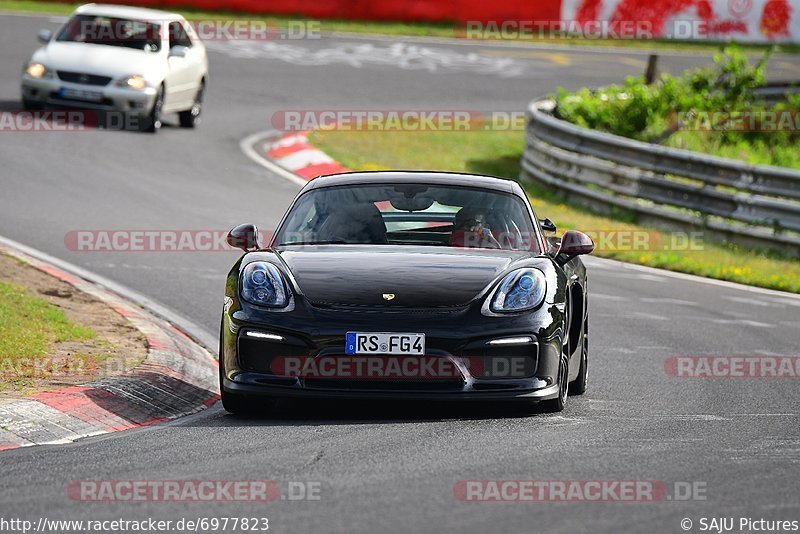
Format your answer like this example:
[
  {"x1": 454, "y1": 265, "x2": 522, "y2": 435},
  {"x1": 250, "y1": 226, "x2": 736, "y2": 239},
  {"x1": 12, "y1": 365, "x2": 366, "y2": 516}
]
[{"x1": 163, "y1": 21, "x2": 201, "y2": 112}]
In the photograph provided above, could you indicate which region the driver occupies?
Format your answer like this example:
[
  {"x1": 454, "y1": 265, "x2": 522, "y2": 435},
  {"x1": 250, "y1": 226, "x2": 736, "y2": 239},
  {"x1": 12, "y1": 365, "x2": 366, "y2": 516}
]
[{"x1": 449, "y1": 207, "x2": 501, "y2": 249}]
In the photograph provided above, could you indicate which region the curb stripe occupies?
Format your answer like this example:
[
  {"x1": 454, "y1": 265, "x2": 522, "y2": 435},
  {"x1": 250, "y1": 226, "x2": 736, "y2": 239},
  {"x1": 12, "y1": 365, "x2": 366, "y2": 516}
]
[
  {"x1": 263, "y1": 131, "x2": 351, "y2": 181},
  {"x1": 296, "y1": 162, "x2": 351, "y2": 179},
  {"x1": 267, "y1": 142, "x2": 313, "y2": 159}
]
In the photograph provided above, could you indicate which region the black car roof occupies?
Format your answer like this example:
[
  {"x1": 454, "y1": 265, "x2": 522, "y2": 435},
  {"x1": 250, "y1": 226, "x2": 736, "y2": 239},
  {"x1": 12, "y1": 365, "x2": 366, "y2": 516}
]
[{"x1": 303, "y1": 171, "x2": 526, "y2": 198}]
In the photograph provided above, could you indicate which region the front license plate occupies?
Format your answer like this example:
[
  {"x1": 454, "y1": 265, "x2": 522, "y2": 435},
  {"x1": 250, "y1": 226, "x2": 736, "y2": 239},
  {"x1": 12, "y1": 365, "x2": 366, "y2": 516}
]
[
  {"x1": 59, "y1": 87, "x2": 103, "y2": 102},
  {"x1": 345, "y1": 332, "x2": 425, "y2": 355}
]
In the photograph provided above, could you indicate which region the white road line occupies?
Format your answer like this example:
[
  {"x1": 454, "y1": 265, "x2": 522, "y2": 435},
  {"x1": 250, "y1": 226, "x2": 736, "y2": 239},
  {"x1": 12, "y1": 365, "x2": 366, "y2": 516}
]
[
  {"x1": 239, "y1": 130, "x2": 309, "y2": 188},
  {"x1": 584, "y1": 256, "x2": 800, "y2": 301},
  {"x1": 633, "y1": 312, "x2": 669, "y2": 320},
  {"x1": 589, "y1": 293, "x2": 627, "y2": 301},
  {"x1": 639, "y1": 297, "x2": 698, "y2": 306},
  {"x1": 709, "y1": 318, "x2": 775, "y2": 328},
  {"x1": 725, "y1": 295, "x2": 775, "y2": 307}
]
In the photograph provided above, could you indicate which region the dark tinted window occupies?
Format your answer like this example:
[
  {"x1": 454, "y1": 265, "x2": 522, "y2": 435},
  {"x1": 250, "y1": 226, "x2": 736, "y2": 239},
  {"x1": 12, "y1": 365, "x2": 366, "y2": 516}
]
[
  {"x1": 275, "y1": 184, "x2": 539, "y2": 252},
  {"x1": 56, "y1": 15, "x2": 161, "y2": 51},
  {"x1": 168, "y1": 22, "x2": 192, "y2": 48}
]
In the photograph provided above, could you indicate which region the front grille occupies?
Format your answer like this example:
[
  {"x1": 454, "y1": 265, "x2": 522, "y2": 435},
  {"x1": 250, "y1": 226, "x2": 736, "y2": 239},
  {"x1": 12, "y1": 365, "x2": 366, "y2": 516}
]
[
  {"x1": 238, "y1": 335, "x2": 311, "y2": 374},
  {"x1": 309, "y1": 302, "x2": 468, "y2": 316},
  {"x1": 49, "y1": 92, "x2": 114, "y2": 107},
  {"x1": 304, "y1": 378, "x2": 464, "y2": 391},
  {"x1": 56, "y1": 71, "x2": 112, "y2": 86}
]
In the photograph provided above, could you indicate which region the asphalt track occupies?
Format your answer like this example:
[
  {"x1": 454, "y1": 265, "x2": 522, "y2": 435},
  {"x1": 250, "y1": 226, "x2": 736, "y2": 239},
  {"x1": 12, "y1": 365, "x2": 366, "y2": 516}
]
[{"x1": 1, "y1": 12, "x2": 799, "y2": 533}]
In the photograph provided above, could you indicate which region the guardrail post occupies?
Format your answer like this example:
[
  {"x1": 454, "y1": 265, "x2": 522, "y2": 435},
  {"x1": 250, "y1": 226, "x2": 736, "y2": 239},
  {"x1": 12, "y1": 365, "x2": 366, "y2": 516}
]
[{"x1": 645, "y1": 54, "x2": 658, "y2": 84}]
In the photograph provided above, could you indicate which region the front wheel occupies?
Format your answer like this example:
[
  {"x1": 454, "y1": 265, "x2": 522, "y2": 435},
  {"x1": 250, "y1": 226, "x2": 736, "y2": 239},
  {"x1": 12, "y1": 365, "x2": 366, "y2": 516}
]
[
  {"x1": 178, "y1": 80, "x2": 204, "y2": 128},
  {"x1": 541, "y1": 354, "x2": 569, "y2": 413},
  {"x1": 569, "y1": 316, "x2": 588, "y2": 395},
  {"x1": 220, "y1": 388, "x2": 254, "y2": 414},
  {"x1": 22, "y1": 98, "x2": 43, "y2": 111},
  {"x1": 139, "y1": 85, "x2": 164, "y2": 133}
]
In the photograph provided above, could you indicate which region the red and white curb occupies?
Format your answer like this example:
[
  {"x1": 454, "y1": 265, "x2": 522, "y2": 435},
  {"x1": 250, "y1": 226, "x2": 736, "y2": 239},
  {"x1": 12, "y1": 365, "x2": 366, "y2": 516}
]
[
  {"x1": 265, "y1": 131, "x2": 350, "y2": 181},
  {"x1": 0, "y1": 240, "x2": 219, "y2": 451}
]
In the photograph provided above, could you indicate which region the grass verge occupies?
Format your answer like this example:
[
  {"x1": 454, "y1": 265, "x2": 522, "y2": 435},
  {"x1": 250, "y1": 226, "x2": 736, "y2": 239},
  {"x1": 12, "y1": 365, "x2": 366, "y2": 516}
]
[
  {"x1": 2, "y1": 0, "x2": 798, "y2": 53},
  {"x1": 0, "y1": 279, "x2": 95, "y2": 389},
  {"x1": 309, "y1": 128, "x2": 800, "y2": 293}
]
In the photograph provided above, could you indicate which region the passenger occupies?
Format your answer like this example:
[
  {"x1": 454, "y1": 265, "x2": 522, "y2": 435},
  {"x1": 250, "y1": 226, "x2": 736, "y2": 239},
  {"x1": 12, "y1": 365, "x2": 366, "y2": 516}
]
[{"x1": 449, "y1": 207, "x2": 501, "y2": 249}]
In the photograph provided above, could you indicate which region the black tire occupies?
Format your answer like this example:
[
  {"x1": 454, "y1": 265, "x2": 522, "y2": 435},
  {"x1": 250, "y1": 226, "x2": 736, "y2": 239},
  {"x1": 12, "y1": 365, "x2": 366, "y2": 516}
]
[
  {"x1": 541, "y1": 308, "x2": 571, "y2": 413},
  {"x1": 220, "y1": 388, "x2": 253, "y2": 415},
  {"x1": 218, "y1": 319, "x2": 277, "y2": 415},
  {"x1": 139, "y1": 85, "x2": 164, "y2": 133},
  {"x1": 569, "y1": 316, "x2": 588, "y2": 395},
  {"x1": 541, "y1": 354, "x2": 569, "y2": 413},
  {"x1": 178, "y1": 80, "x2": 204, "y2": 128},
  {"x1": 219, "y1": 355, "x2": 257, "y2": 414},
  {"x1": 22, "y1": 98, "x2": 43, "y2": 111},
  {"x1": 220, "y1": 388, "x2": 279, "y2": 415}
]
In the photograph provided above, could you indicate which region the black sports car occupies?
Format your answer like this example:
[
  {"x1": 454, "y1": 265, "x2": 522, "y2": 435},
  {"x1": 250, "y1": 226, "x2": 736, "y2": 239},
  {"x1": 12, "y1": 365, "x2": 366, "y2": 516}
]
[{"x1": 220, "y1": 172, "x2": 594, "y2": 413}]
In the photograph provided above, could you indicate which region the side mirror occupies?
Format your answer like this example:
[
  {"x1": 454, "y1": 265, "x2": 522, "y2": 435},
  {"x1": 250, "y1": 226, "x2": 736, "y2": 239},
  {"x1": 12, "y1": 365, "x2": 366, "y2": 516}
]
[
  {"x1": 556, "y1": 230, "x2": 594, "y2": 265},
  {"x1": 227, "y1": 224, "x2": 260, "y2": 252},
  {"x1": 169, "y1": 45, "x2": 188, "y2": 58},
  {"x1": 539, "y1": 218, "x2": 556, "y2": 233},
  {"x1": 37, "y1": 29, "x2": 52, "y2": 43}
]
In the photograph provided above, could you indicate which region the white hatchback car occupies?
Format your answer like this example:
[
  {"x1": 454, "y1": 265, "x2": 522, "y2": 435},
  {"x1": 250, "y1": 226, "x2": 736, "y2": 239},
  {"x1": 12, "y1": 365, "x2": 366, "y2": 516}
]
[{"x1": 21, "y1": 3, "x2": 208, "y2": 132}]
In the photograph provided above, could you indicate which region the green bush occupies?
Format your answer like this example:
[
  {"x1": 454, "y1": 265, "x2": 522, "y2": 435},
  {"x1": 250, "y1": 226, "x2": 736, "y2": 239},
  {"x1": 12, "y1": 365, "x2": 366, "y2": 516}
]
[{"x1": 553, "y1": 47, "x2": 800, "y2": 169}]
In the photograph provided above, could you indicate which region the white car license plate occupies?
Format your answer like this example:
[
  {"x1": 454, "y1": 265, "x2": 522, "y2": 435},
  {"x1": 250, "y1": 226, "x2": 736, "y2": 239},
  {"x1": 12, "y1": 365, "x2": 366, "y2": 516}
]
[
  {"x1": 59, "y1": 87, "x2": 104, "y2": 102},
  {"x1": 345, "y1": 332, "x2": 425, "y2": 355}
]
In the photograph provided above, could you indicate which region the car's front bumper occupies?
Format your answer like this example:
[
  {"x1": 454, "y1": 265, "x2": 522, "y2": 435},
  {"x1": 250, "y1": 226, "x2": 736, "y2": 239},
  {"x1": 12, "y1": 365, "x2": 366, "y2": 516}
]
[
  {"x1": 222, "y1": 374, "x2": 561, "y2": 401},
  {"x1": 221, "y1": 296, "x2": 566, "y2": 402},
  {"x1": 21, "y1": 75, "x2": 156, "y2": 113}
]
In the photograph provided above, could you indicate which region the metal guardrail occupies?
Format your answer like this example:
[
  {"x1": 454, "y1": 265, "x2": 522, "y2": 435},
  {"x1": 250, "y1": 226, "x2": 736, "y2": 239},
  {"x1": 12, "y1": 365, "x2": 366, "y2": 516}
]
[
  {"x1": 754, "y1": 82, "x2": 800, "y2": 103},
  {"x1": 520, "y1": 98, "x2": 800, "y2": 257}
]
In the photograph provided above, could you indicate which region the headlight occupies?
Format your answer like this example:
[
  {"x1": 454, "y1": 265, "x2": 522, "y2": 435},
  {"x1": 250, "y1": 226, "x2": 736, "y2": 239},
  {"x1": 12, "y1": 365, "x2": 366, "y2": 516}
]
[
  {"x1": 116, "y1": 75, "x2": 148, "y2": 90},
  {"x1": 25, "y1": 63, "x2": 52, "y2": 79},
  {"x1": 240, "y1": 262, "x2": 289, "y2": 307},
  {"x1": 490, "y1": 268, "x2": 547, "y2": 313}
]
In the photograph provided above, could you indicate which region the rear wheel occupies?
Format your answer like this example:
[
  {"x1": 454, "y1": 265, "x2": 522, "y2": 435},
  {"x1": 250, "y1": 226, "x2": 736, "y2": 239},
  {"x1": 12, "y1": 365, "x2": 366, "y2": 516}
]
[{"x1": 178, "y1": 80, "x2": 204, "y2": 128}]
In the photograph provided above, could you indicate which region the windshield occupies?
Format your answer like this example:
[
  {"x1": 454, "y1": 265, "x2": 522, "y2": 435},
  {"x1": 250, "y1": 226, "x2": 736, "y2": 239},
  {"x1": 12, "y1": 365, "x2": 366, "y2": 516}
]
[
  {"x1": 274, "y1": 183, "x2": 540, "y2": 253},
  {"x1": 56, "y1": 14, "x2": 162, "y2": 52}
]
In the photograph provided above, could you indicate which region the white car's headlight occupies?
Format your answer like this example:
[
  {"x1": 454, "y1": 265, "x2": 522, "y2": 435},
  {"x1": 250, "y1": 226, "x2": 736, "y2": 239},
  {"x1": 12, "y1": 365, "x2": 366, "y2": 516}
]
[
  {"x1": 116, "y1": 75, "x2": 148, "y2": 90},
  {"x1": 24, "y1": 63, "x2": 53, "y2": 79},
  {"x1": 240, "y1": 262, "x2": 289, "y2": 308},
  {"x1": 490, "y1": 268, "x2": 547, "y2": 313}
]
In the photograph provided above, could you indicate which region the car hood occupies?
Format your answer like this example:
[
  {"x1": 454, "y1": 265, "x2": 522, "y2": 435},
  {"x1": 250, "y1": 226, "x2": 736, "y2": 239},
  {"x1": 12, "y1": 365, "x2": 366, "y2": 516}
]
[
  {"x1": 275, "y1": 245, "x2": 540, "y2": 308},
  {"x1": 33, "y1": 41, "x2": 165, "y2": 81}
]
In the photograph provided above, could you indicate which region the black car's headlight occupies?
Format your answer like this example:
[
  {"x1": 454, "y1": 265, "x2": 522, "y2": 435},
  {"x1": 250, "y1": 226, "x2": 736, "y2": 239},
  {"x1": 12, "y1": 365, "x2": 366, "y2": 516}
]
[
  {"x1": 490, "y1": 268, "x2": 546, "y2": 313},
  {"x1": 240, "y1": 262, "x2": 289, "y2": 307}
]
